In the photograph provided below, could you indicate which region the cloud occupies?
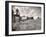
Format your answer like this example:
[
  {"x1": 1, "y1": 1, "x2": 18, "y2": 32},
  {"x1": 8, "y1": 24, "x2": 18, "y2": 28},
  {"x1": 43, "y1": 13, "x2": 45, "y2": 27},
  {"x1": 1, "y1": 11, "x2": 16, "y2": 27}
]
[{"x1": 12, "y1": 6, "x2": 41, "y2": 18}]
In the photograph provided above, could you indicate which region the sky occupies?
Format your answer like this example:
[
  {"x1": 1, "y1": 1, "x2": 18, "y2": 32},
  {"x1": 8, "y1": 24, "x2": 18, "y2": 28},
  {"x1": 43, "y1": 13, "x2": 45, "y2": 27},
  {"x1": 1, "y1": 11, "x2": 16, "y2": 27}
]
[{"x1": 12, "y1": 6, "x2": 41, "y2": 18}]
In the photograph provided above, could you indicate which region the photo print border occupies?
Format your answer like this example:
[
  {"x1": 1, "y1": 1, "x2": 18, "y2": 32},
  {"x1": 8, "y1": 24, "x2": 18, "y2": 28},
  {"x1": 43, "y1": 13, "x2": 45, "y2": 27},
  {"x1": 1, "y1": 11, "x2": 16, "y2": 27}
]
[{"x1": 5, "y1": 1, "x2": 45, "y2": 36}]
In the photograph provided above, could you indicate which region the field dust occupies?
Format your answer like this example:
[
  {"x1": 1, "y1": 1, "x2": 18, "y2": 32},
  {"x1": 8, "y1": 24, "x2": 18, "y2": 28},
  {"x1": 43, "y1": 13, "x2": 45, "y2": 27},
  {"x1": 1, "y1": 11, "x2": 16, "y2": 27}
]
[{"x1": 12, "y1": 18, "x2": 41, "y2": 31}]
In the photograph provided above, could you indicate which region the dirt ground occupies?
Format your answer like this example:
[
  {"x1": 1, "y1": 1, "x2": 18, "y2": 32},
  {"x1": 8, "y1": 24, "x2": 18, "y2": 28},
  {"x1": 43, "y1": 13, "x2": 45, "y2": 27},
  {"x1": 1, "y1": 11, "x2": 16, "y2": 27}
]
[{"x1": 12, "y1": 18, "x2": 41, "y2": 31}]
